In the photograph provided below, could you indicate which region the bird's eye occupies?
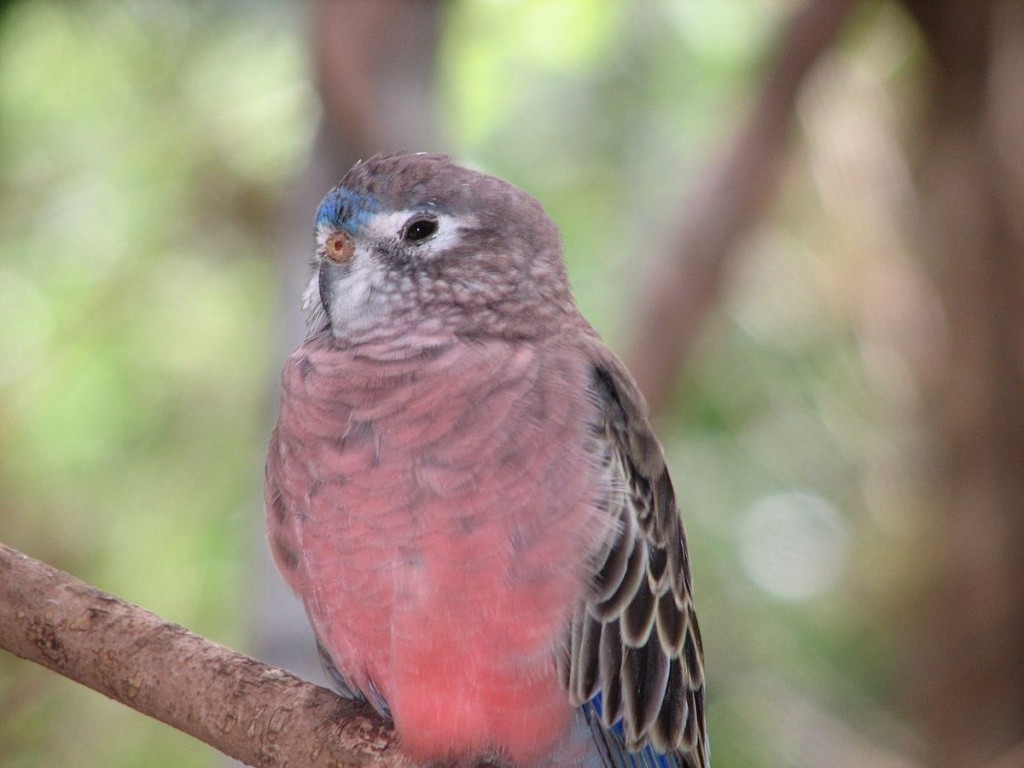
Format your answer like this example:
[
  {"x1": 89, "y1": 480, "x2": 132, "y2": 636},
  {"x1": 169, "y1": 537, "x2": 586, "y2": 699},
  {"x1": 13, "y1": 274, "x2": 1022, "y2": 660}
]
[
  {"x1": 325, "y1": 230, "x2": 354, "y2": 264},
  {"x1": 402, "y1": 215, "x2": 438, "y2": 243}
]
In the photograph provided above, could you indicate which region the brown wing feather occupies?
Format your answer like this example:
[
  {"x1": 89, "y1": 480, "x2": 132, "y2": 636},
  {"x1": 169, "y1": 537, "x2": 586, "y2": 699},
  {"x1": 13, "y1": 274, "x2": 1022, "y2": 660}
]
[{"x1": 568, "y1": 356, "x2": 709, "y2": 767}]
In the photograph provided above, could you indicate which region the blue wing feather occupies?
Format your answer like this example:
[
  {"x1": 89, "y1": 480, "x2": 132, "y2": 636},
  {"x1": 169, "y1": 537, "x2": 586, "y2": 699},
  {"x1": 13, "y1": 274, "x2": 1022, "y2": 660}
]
[{"x1": 582, "y1": 694, "x2": 682, "y2": 768}]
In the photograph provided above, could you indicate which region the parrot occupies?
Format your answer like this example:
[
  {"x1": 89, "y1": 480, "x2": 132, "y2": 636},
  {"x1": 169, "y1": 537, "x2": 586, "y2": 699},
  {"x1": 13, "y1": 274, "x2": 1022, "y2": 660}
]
[{"x1": 265, "y1": 152, "x2": 708, "y2": 768}]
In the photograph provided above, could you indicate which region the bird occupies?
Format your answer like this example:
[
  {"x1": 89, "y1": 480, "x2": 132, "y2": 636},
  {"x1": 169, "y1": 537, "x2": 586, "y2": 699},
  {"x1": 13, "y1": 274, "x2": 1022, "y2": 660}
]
[{"x1": 265, "y1": 152, "x2": 708, "y2": 768}]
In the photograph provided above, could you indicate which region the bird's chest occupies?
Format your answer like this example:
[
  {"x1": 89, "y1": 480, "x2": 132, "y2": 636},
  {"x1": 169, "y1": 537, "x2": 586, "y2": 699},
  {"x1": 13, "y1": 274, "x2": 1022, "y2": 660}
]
[
  {"x1": 278, "y1": 339, "x2": 603, "y2": 630},
  {"x1": 294, "y1": 342, "x2": 589, "y2": 539},
  {"x1": 274, "y1": 338, "x2": 613, "y2": 762}
]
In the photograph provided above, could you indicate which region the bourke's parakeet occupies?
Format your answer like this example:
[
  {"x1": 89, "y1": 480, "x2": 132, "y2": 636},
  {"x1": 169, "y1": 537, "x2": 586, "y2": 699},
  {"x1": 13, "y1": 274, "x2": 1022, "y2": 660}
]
[{"x1": 266, "y1": 153, "x2": 708, "y2": 768}]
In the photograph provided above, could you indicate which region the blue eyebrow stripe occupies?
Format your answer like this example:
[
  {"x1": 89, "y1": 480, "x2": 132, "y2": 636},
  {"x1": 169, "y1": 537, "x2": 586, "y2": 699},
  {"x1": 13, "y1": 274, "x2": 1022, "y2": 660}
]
[{"x1": 315, "y1": 188, "x2": 382, "y2": 232}]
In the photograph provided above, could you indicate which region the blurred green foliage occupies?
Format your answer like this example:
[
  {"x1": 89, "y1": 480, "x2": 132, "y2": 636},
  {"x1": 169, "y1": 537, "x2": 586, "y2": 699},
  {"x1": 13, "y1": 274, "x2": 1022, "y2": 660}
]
[
  {"x1": 0, "y1": 1, "x2": 922, "y2": 766},
  {"x1": 0, "y1": 2, "x2": 310, "y2": 765}
]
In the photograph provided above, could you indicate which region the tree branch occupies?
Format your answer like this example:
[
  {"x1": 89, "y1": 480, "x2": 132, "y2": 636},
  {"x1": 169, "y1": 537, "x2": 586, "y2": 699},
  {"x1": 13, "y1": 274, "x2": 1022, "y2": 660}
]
[
  {"x1": 0, "y1": 541, "x2": 404, "y2": 768},
  {"x1": 625, "y1": 0, "x2": 858, "y2": 412}
]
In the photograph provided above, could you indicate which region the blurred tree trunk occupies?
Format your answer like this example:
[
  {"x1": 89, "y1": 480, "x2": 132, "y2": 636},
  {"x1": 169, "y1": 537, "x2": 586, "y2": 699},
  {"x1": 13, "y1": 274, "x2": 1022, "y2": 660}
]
[
  {"x1": 626, "y1": 0, "x2": 856, "y2": 411},
  {"x1": 899, "y1": 1, "x2": 1024, "y2": 765}
]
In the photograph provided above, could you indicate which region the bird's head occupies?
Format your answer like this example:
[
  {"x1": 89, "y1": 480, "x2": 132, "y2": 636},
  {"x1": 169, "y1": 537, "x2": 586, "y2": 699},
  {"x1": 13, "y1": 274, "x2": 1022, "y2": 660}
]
[{"x1": 304, "y1": 152, "x2": 576, "y2": 344}]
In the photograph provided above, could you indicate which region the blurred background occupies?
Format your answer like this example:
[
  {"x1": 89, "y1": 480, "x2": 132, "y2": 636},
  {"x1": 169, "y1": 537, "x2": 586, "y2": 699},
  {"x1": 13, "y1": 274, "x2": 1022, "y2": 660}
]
[{"x1": 1, "y1": 1, "x2": 1022, "y2": 767}]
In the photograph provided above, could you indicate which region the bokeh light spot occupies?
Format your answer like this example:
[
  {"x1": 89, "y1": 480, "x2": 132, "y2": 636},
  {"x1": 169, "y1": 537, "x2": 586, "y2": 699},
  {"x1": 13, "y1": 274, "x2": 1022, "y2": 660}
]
[{"x1": 739, "y1": 491, "x2": 849, "y2": 600}]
